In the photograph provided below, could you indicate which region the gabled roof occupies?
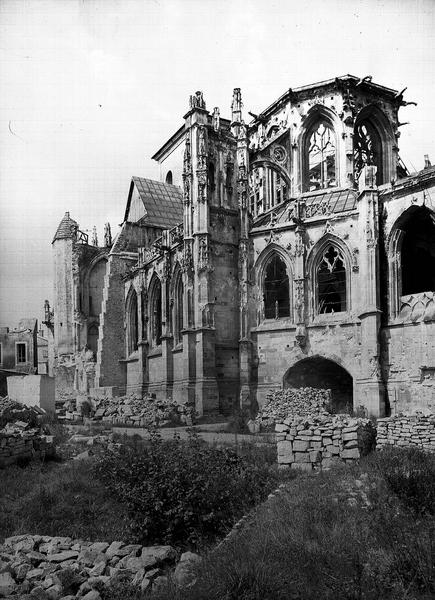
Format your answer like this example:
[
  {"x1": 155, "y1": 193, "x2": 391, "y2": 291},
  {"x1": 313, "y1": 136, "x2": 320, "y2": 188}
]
[{"x1": 124, "y1": 177, "x2": 183, "y2": 229}]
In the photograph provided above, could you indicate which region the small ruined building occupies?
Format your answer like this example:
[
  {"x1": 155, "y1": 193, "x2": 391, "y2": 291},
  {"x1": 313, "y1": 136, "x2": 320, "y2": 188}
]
[
  {"x1": 0, "y1": 319, "x2": 39, "y2": 396},
  {"x1": 49, "y1": 75, "x2": 435, "y2": 417}
]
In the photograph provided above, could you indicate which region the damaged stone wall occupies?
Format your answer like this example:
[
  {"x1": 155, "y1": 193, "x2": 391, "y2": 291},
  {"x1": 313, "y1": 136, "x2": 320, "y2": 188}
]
[
  {"x1": 276, "y1": 415, "x2": 375, "y2": 471},
  {"x1": 376, "y1": 413, "x2": 435, "y2": 451}
]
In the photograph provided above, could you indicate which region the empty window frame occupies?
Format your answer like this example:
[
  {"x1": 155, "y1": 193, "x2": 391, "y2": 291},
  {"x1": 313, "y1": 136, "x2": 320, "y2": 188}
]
[
  {"x1": 127, "y1": 292, "x2": 139, "y2": 354},
  {"x1": 353, "y1": 120, "x2": 382, "y2": 184},
  {"x1": 151, "y1": 280, "x2": 162, "y2": 346},
  {"x1": 317, "y1": 245, "x2": 347, "y2": 314},
  {"x1": 264, "y1": 255, "x2": 290, "y2": 319},
  {"x1": 249, "y1": 166, "x2": 288, "y2": 217},
  {"x1": 16, "y1": 343, "x2": 27, "y2": 363}
]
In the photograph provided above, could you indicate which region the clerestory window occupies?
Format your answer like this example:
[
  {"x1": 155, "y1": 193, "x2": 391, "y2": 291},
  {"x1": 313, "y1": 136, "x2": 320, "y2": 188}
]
[
  {"x1": 307, "y1": 122, "x2": 337, "y2": 191},
  {"x1": 317, "y1": 246, "x2": 347, "y2": 314},
  {"x1": 264, "y1": 255, "x2": 290, "y2": 319}
]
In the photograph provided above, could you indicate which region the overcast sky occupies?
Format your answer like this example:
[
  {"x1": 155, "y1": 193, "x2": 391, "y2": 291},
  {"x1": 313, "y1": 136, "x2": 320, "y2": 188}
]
[{"x1": 0, "y1": 0, "x2": 434, "y2": 328}]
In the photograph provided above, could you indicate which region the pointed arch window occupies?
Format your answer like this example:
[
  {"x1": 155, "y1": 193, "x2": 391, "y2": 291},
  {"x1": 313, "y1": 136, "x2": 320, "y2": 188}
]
[
  {"x1": 264, "y1": 254, "x2": 290, "y2": 319},
  {"x1": 150, "y1": 278, "x2": 162, "y2": 347},
  {"x1": 127, "y1": 291, "x2": 138, "y2": 354},
  {"x1": 307, "y1": 121, "x2": 337, "y2": 191},
  {"x1": 174, "y1": 275, "x2": 184, "y2": 344},
  {"x1": 317, "y1": 245, "x2": 347, "y2": 314},
  {"x1": 353, "y1": 120, "x2": 382, "y2": 184}
]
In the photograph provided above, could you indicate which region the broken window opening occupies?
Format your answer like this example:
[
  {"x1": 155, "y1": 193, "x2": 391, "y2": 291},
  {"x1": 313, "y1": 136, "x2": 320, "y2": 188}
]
[
  {"x1": 401, "y1": 209, "x2": 435, "y2": 296},
  {"x1": 151, "y1": 281, "x2": 162, "y2": 346},
  {"x1": 353, "y1": 121, "x2": 382, "y2": 184},
  {"x1": 127, "y1": 292, "x2": 138, "y2": 354},
  {"x1": 308, "y1": 122, "x2": 336, "y2": 191},
  {"x1": 317, "y1": 245, "x2": 346, "y2": 314},
  {"x1": 264, "y1": 255, "x2": 290, "y2": 319},
  {"x1": 174, "y1": 277, "x2": 184, "y2": 344},
  {"x1": 249, "y1": 166, "x2": 288, "y2": 217},
  {"x1": 87, "y1": 324, "x2": 99, "y2": 356}
]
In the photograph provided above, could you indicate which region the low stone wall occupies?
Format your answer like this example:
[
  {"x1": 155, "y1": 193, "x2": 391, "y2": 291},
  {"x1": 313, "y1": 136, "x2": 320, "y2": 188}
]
[
  {"x1": 276, "y1": 415, "x2": 375, "y2": 471},
  {"x1": 0, "y1": 431, "x2": 54, "y2": 468},
  {"x1": 376, "y1": 413, "x2": 435, "y2": 451},
  {"x1": 0, "y1": 534, "x2": 200, "y2": 598}
]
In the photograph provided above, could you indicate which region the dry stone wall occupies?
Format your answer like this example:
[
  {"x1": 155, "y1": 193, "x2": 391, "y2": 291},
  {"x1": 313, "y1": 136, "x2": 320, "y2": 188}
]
[
  {"x1": 0, "y1": 430, "x2": 54, "y2": 468},
  {"x1": 376, "y1": 413, "x2": 435, "y2": 451},
  {"x1": 276, "y1": 415, "x2": 375, "y2": 471}
]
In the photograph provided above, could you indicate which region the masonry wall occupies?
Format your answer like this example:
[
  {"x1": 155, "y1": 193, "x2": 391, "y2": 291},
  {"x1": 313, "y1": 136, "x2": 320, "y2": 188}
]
[
  {"x1": 0, "y1": 432, "x2": 55, "y2": 468},
  {"x1": 276, "y1": 415, "x2": 375, "y2": 471},
  {"x1": 7, "y1": 375, "x2": 55, "y2": 413},
  {"x1": 377, "y1": 414, "x2": 435, "y2": 451}
]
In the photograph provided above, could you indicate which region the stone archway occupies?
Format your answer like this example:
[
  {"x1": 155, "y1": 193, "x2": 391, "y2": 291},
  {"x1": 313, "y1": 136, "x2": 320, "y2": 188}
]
[{"x1": 284, "y1": 356, "x2": 353, "y2": 414}]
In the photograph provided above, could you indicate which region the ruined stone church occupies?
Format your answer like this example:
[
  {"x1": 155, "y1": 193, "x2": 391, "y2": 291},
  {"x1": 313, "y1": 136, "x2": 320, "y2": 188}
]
[{"x1": 48, "y1": 75, "x2": 435, "y2": 417}]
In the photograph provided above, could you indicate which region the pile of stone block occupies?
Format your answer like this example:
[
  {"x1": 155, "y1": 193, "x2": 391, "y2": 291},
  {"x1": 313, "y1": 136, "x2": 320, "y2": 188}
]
[
  {"x1": 376, "y1": 413, "x2": 435, "y2": 451},
  {"x1": 0, "y1": 534, "x2": 200, "y2": 598},
  {"x1": 258, "y1": 387, "x2": 331, "y2": 429},
  {"x1": 0, "y1": 397, "x2": 55, "y2": 468},
  {"x1": 90, "y1": 394, "x2": 195, "y2": 428},
  {"x1": 276, "y1": 415, "x2": 375, "y2": 471}
]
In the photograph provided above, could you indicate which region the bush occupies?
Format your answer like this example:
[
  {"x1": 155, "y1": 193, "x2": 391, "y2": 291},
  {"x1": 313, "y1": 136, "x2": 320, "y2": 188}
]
[{"x1": 93, "y1": 432, "x2": 279, "y2": 549}]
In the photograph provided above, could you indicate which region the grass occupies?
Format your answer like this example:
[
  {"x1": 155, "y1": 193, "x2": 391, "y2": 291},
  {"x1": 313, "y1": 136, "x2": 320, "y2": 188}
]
[
  {"x1": 0, "y1": 458, "x2": 130, "y2": 542},
  {"x1": 150, "y1": 448, "x2": 435, "y2": 600}
]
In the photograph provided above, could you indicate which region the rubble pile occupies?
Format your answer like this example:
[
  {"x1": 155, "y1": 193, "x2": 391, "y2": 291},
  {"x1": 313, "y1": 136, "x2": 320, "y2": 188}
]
[
  {"x1": 0, "y1": 534, "x2": 200, "y2": 598},
  {"x1": 376, "y1": 413, "x2": 435, "y2": 451},
  {"x1": 0, "y1": 397, "x2": 55, "y2": 468},
  {"x1": 258, "y1": 387, "x2": 331, "y2": 428},
  {"x1": 91, "y1": 394, "x2": 195, "y2": 428},
  {"x1": 275, "y1": 415, "x2": 375, "y2": 471}
]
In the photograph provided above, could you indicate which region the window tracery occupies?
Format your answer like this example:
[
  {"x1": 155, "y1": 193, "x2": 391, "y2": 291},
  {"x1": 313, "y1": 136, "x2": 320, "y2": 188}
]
[
  {"x1": 307, "y1": 122, "x2": 336, "y2": 191},
  {"x1": 317, "y1": 245, "x2": 346, "y2": 314},
  {"x1": 353, "y1": 120, "x2": 382, "y2": 184},
  {"x1": 249, "y1": 165, "x2": 288, "y2": 216}
]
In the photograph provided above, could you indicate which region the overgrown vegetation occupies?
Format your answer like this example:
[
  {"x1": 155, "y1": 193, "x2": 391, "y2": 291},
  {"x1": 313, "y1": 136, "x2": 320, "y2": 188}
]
[
  {"x1": 93, "y1": 431, "x2": 284, "y2": 549},
  {"x1": 0, "y1": 459, "x2": 130, "y2": 542},
  {"x1": 149, "y1": 447, "x2": 435, "y2": 600}
]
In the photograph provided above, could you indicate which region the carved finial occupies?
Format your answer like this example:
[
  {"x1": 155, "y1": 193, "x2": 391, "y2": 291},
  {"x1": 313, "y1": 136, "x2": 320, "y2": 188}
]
[
  {"x1": 92, "y1": 226, "x2": 98, "y2": 247},
  {"x1": 212, "y1": 107, "x2": 220, "y2": 132},
  {"x1": 231, "y1": 88, "x2": 242, "y2": 124},
  {"x1": 104, "y1": 222, "x2": 112, "y2": 247},
  {"x1": 189, "y1": 91, "x2": 206, "y2": 110}
]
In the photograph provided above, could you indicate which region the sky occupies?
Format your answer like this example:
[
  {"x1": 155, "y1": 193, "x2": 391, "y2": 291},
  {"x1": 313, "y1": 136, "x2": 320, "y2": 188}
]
[{"x1": 0, "y1": 0, "x2": 434, "y2": 327}]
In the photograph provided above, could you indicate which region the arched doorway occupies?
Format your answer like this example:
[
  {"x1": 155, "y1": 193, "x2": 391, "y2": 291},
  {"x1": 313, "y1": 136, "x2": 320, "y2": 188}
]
[{"x1": 284, "y1": 356, "x2": 353, "y2": 413}]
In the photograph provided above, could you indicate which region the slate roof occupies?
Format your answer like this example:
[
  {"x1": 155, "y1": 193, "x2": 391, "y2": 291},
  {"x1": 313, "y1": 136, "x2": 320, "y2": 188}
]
[
  {"x1": 52, "y1": 212, "x2": 78, "y2": 243},
  {"x1": 124, "y1": 177, "x2": 183, "y2": 229}
]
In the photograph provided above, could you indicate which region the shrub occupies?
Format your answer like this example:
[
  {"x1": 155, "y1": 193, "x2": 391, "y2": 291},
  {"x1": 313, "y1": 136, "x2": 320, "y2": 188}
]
[{"x1": 93, "y1": 432, "x2": 279, "y2": 549}]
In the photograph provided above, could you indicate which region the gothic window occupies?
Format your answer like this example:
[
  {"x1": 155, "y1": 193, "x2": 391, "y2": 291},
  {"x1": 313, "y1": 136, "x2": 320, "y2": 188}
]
[
  {"x1": 401, "y1": 209, "x2": 435, "y2": 296},
  {"x1": 88, "y1": 260, "x2": 106, "y2": 317},
  {"x1": 87, "y1": 324, "x2": 98, "y2": 355},
  {"x1": 307, "y1": 121, "x2": 337, "y2": 191},
  {"x1": 249, "y1": 165, "x2": 288, "y2": 217},
  {"x1": 353, "y1": 120, "x2": 382, "y2": 184},
  {"x1": 127, "y1": 291, "x2": 138, "y2": 354},
  {"x1": 150, "y1": 279, "x2": 162, "y2": 346},
  {"x1": 317, "y1": 246, "x2": 347, "y2": 314},
  {"x1": 165, "y1": 171, "x2": 173, "y2": 185},
  {"x1": 141, "y1": 290, "x2": 147, "y2": 341},
  {"x1": 174, "y1": 275, "x2": 184, "y2": 344},
  {"x1": 264, "y1": 255, "x2": 290, "y2": 319}
]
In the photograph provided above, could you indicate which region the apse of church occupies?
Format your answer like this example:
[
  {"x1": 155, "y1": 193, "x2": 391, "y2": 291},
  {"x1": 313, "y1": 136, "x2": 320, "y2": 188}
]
[{"x1": 51, "y1": 75, "x2": 435, "y2": 417}]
